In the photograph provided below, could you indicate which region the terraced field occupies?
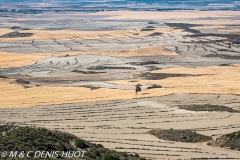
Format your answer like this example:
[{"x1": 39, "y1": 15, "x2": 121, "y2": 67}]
[
  {"x1": 0, "y1": 94, "x2": 240, "y2": 159},
  {"x1": 0, "y1": 10, "x2": 240, "y2": 160}
]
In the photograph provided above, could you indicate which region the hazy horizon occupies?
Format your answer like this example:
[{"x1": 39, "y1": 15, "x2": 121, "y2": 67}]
[{"x1": 0, "y1": 0, "x2": 240, "y2": 11}]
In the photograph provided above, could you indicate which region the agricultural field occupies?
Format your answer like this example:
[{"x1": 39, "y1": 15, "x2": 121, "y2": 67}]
[{"x1": 0, "y1": 3, "x2": 240, "y2": 159}]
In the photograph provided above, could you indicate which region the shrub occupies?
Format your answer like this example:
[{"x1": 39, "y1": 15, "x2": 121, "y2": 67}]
[
  {"x1": 75, "y1": 139, "x2": 87, "y2": 148},
  {"x1": 96, "y1": 144, "x2": 104, "y2": 148},
  {"x1": 134, "y1": 153, "x2": 140, "y2": 157},
  {"x1": 122, "y1": 152, "x2": 128, "y2": 157},
  {"x1": 207, "y1": 142, "x2": 212, "y2": 146},
  {"x1": 104, "y1": 154, "x2": 119, "y2": 160}
]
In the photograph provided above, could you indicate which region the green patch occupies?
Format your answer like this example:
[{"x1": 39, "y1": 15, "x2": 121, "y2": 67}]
[
  {"x1": 140, "y1": 28, "x2": 155, "y2": 31},
  {"x1": 139, "y1": 72, "x2": 198, "y2": 80},
  {"x1": 147, "y1": 32, "x2": 163, "y2": 37},
  {"x1": 209, "y1": 131, "x2": 240, "y2": 151},
  {"x1": 165, "y1": 23, "x2": 201, "y2": 34},
  {"x1": 203, "y1": 54, "x2": 240, "y2": 60},
  {"x1": 147, "y1": 84, "x2": 162, "y2": 89},
  {"x1": 186, "y1": 33, "x2": 240, "y2": 44},
  {"x1": 104, "y1": 154, "x2": 119, "y2": 160},
  {"x1": 164, "y1": 23, "x2": 202, "y2": 28},
  {"x1": 87, "y1": 66, "x2": 136, "y2": 70},
  {"x1": 179, "y1": 104, "x2": 239, "y2": 113},
  {"x1": 0, "y1": 75, "x2": 7, "y2": 78},
  {"x1": 226, "y1": 131, "x2": 240, "y2": 140},
  {"x1": 80, "y1": 85, "x2": 100, "y2": 90},
  {"x1": 147, "y1": 129, "x2": 212, "y2": 143},
  {"x1": 72, "y1": 69, "x2": 106, "y2": 74},
  {"x1": 0, "y1": 124, "x2": 145, "y2": 160},
  {"x1": 0, "y1": 32, "x2": 33, "y2": 38},
  {"x1": 129, "y1": 61, "x2": 160, "y2": 66},
  {"x1": 75, "y1": 139, "x2": 88, "y2": 148},
  {"x1": 16, "y1": 79, "x2": 30, "y2": 85}
]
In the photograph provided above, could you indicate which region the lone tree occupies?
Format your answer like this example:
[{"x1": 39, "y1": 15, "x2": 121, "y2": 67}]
[{"x1": 135, "y1": 84, "x2": 141, "y2": 95}]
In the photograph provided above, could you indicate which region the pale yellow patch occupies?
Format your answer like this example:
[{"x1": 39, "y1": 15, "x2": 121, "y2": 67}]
[
  {"x1": 107, "y1": 65, "x2": 240, "y2": 95},
  {"x1": 0, "y1": 80, "x2": 172, "y2": 108},
  {"x1": 1, "y1": 65, "x2": 240, "y2": 108},
  {"x1": 0, "y1": 27, "x2": 182, "y2": 42},
  {"x1": 91, "y1": 11, "x2": 240, "y2": 20},
  {"x1": 56, "y1": 46, "x2": 176, "y2": 57},
  {"x1": 0, "y1": 52, "x2": 50, "y2": 68},
  {"x1": 0, "y1": 29, "x2": 14, "y2": 36}
]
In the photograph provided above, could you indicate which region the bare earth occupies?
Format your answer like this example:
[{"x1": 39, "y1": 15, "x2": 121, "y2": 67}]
[
  {"x1": 0, "y1": 52, "x2": 49, "y2": 68},
  {"x1": 0, "y1": 10, "x2": 240, "y2": 159}
]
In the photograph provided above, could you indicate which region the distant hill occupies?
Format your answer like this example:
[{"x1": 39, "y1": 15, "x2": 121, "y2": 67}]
[{"x1": 0, "y1": 124, "x2": 145, "y2": 160}]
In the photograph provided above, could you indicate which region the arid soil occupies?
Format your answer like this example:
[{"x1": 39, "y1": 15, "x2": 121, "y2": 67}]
[{"x1": 0, "y1": 10, "x2": 240, "y2": 160}]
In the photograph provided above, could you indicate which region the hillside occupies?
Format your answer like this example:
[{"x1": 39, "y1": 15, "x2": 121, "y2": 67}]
[{"x1": 0, "y1": 124, "x2": 145, "y2": 160}]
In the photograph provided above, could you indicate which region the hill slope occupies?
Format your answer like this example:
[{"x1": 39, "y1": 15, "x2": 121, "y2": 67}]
[{"x1": 0, "y1": 124, "x2": 145, "y2": 160}]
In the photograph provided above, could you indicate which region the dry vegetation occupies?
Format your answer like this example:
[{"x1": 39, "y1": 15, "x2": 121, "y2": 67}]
[
  {"x1": 129, "y1": 61, "x2": 160, "y2": 66},
  {"x1": 79, "y1": 85, "x2": 101, "y2": 90},
  {"x1": 0, "y1": 124, "x2": 145, "y2": 160},
  {"x1": 208, "y1": 131, "x2": 240, "y2": 151},
  {"x1": 147, "y1": 84, "x2": 162, "y2": 89},
  {"x1": 0, "y1": 31, "x2": 33, "y2": 38},
  {"x1": 178, "y1": 104, "x2": 240, "y2": 113},
  {"x1": 15, "y1": 79, "x2": 30, "y2": 85},
  {"x1": 203, "y1": 54, "x2": 240, "y2": 60},
  {"x1": 138, "y1": 72, "x2": 199, "y2": 80},
  {"x1": 147, "y1": 129, "x2": 212, "y2": 143}
]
